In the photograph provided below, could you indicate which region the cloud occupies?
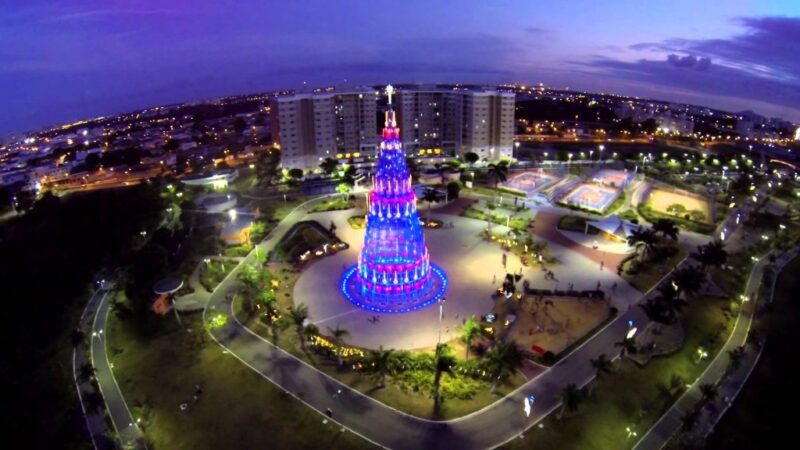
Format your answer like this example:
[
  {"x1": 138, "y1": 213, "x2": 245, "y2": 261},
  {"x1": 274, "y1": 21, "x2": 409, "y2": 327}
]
[
  {"x1": 525, "y1": 27, "x2": 548, "y2": 35},
  {"x1": 41, "y1": 8, "x2": 186, "y2": 24},
  {"x1": 576, "y1": 16, "x2": 800, "y2": 118},
  {"x1": 631, "y1": 16, "x2": 800, "y2": 82},
  {"x1": 666, "y1": 54, "x2": 711, "y2": 71}
]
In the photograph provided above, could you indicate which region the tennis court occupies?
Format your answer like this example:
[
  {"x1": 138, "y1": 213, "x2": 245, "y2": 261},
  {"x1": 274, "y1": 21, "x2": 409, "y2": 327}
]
[
  {"x1": 502, "y1": 170, "x2": 560, "y2": 196},
  {"x1": 591, "y1": 169, "x2": 633, "y2": 188},
  {"x1": 562, "y1": 183, "x2": 619, "y2": 212}
]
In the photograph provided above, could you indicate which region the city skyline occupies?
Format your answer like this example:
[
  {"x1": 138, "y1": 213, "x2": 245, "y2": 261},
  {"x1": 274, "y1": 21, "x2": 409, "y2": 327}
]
[{"x1": 2, "y1": 0, "x2": 799, "y2": 136}]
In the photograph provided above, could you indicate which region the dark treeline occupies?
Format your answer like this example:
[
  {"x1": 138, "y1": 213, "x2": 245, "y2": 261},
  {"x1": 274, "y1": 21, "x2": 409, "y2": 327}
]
[{"x1": 0, "y1": 184, "x2": 164, "y2": 448}]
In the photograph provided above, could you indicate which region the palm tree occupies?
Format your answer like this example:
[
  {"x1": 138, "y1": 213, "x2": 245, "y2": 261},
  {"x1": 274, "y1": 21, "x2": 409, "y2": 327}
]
[
  {"x1": 644, "y1": 283, "x2": 686, "y2": 325},
  {"x1": 421, "y1": 187, "x2": 442, "y2": 221},
  {"x1": 237, "y1": 264, "x2": 261, "y2": 313},
  {"x1": 588, "y1": 354, "x2": 613, "y2": 396},
  {"x1": 627, "y1": 227, "x2": 658, "y2": 262},
  {"x1": 459, "y1": 316, "x2": 481, "y2": 360},
  {"x1": 484, "y1": 341, "x2": 524, "y2": 394},
  {"x1": 71, "y1": 328, "x2": 86, "y2": 348},
  {"x1": 681, "y1": 407, "x2": 700, "y2": 432},
  {"x1": 367, "y1": 346, "x2": 396, "y2": 388},
  {"x1": 432, "y1": 343, "x2": 456, "y2": 408},
  {"x1": 557, "y1": 383, "x2": 585, "y2": 421},
  {"x1": 327, "y1": 324, "x2": 351, "y2": 367},
  {"x1": 287, "y1": 304, "x2": 310, "y2": 351},
  {"x1": 335, "y1": 183, "x2": 350, "y2": 200},
  {"x1": 258, "y1": 291, "x2": 285, "y2": 342},
  {"x1": 692, "y1": 239, "x2": 727, "y2": 272},
  {"x1": 699, "y1": 382, "x2": 718, "y2": 404},
  {"x1": 319, "y1": 157, "x2": 339, "y2": 175},
  {"x1": 652, "y1": 218, "x2": 680, "y2": 240},
  {"x1": 77, "y1": 362, "x2": 96, "y2": 383},
  {"x1": 303, "y1": 323, "x2": 319, "y2": 347},
  {"x1": 615, "y1": 336, "x2": 638, "y2": 358},
  {"x1": 83, "y1": 390, "x2": 105, "y2": 413},
  {"x1": 726, "y1": 347, "x2": 745, "y2": 376},
  {"x1": 487, "y1": 161, "x2": 509, "y2": 190},
  {"x1": 671, "y1": 265, "x2": 706, "y2": 300}
]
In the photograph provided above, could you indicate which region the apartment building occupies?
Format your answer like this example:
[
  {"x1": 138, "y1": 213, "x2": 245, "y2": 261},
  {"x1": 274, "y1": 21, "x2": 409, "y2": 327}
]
[{"x1": 270, "y1": 88, "x2": 378, "y2": 170}]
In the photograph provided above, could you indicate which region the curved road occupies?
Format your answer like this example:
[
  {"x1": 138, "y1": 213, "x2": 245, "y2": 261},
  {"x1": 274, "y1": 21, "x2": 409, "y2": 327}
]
[
  {"x1": 201, "y1": 194, "x2": 665, "y2": 450},
  {"x1": 89, "y1": 180, "x2": 760, "y2": 450}
]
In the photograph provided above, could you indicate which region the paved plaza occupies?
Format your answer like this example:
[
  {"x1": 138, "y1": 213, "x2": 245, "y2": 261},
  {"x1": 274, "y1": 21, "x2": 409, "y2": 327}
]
[{"x1": 293, "y1": 206, "x2": 641, "y2": 350}]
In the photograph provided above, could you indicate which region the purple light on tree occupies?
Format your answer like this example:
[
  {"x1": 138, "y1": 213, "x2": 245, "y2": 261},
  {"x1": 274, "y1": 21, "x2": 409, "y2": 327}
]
[{"x1": 340, "y1": 85, "x2": 447, "y2": 313}]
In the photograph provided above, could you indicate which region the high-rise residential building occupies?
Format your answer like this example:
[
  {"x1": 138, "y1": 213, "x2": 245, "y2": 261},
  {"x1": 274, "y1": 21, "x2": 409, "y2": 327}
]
[
  {"x1": 461, "y1": 90, "x2": 515, "y2": 159},
  {"x1": 396, "y1": 87, "x2": 514, "y2": 159},
  {"x1": 270, "y1": 85, "x2": 515, "y2": 169},
  {"x1": 270, "y1": 88, "x2": 378, "y2": 170}
]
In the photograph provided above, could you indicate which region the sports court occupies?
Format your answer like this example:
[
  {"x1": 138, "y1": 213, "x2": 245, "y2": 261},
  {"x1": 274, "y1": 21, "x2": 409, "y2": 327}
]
[
  {"x1": 591, "y1": 169, "x2": 633, "y2": 188},
  {"x1": 647, "y1": 188, "x2": 711, "y2": 222},
  {"x1": 562, "y1": 183, "x2": 619, "y2": 212},
  {"x1": 502, "y1": 170, "x2": 560, "y2": 196}
]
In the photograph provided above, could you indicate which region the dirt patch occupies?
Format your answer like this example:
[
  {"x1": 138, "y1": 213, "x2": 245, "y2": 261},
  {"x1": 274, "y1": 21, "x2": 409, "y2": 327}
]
[{"x1": 647, "y1": 188, "x2": 711, "y2": 223}]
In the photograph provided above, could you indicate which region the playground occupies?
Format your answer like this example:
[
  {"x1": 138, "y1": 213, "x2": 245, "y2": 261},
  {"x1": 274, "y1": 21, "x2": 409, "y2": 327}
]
[
  {"x1": 496, "y1": 295, "x2": 611, "y2": 356},
  {"x1": 562, "y1": 183, "x2": 620, "y2": 213},
  {"x1": 502, "y1": 170, "x2": 560, "y2": 196},
  {"x1": 591, "y1": 168, "x2": 633, "y2": 188},
  {"x1": 646, "y1": 187, "x2": 712, "y2": 223}
]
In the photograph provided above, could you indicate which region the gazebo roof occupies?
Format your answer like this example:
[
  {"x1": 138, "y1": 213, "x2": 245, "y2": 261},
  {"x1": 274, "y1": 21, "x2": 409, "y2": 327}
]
[
  {"x1": 586, "y1": 214, "x2": 638, "y2": 238},
  {"x1": 153, "y1": 277, "x2": 184, "y2": 295}
]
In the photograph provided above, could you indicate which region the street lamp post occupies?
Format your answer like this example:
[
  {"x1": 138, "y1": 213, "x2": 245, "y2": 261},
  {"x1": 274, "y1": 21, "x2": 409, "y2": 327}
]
[{"x1": 437, "y1": 297, "x2": 446, "y2": 344}]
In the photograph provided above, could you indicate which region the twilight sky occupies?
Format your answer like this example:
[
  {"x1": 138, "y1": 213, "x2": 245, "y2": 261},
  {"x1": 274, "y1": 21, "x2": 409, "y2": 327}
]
[{"x1": 2, "y1": 0, "x2": 799, "y2": 136}]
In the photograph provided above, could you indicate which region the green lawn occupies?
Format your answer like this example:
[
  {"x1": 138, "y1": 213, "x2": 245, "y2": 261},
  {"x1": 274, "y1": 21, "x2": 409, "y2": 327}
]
[
  {"x1": 464, "y1": 184, "x2": 528, "y2": 198},
  {"x1": 622, "y1": 246, "x2": 687, "y2": 293},
  {"x1": 501, "y1": 294, "x2": 733, "y2": 450},
  {"x1": 309, "y1": 197, "x2": 356, "y2": 213},
  {"x1": 463, "y1": 206, "x2": 531, "y2": 231},
  {"x1": 107, "y1": 313, "x2": 376, "y2": 450}
]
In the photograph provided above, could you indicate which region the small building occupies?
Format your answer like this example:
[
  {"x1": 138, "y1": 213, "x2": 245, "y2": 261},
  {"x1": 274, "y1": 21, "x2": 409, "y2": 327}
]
[{"x1": 584, "y1": 214, "x2": 639, "y2": 242}]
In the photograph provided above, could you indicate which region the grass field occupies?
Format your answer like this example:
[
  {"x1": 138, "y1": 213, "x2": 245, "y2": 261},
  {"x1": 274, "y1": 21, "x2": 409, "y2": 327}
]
[
  {"x1": 622, "y1": 246, "x2": 687, "y2": 293},
  {"x1": 107, "y1": 313, "x2": 376, "y2": 450},
  {"x1": 501, "y1": 294, "x2": 733, "y2": 450}
]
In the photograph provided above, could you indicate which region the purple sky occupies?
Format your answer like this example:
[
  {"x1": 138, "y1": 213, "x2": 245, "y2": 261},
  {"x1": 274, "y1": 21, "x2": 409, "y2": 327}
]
[{"x1": 2, "y1": 0, "x2": 799, "y2": 136}]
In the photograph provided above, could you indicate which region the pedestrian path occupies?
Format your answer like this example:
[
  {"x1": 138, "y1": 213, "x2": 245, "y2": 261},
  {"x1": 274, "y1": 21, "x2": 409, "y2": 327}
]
[{"x1": 633, "y1": 248, "x2": 797, "y2": 449}]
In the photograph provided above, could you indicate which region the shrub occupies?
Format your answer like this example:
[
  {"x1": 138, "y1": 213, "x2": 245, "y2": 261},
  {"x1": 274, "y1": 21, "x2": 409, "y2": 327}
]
[{"x1": 446, "y1": 181, "x2": 462, "y2": 200}]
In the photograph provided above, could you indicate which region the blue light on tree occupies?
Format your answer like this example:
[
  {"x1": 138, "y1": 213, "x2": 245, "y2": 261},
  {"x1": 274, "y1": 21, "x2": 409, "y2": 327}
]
[{"x1": 340, "y1": 85, "x2": 447, "y2": 313}]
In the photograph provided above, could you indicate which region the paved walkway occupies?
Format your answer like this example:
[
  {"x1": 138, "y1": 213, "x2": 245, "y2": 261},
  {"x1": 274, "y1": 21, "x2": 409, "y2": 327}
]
[
  {"x1": 92, "y1": 290, "x2": 147, "y2": 449},
  {"x1": 634, "y1": 247, "x2": 798, "y2": 449},
  {"x1": 73, "y1": 287, "x2": 114, "y2": 450},
  {"x1": 532, "y1": 211, "x2": 629, "y2": 270},
  {"x1": 196, "y1": 194, "x2": 683, "y2": 450},
  {"x1": 175, "y1": 255, "x2": 244, "y2": 311}
]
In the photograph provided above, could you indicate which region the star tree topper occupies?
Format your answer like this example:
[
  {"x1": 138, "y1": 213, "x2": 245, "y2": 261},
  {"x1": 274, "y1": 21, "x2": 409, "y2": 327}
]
[{"x1": 386, "y1": 84, "x2": 394, "y2": 105}]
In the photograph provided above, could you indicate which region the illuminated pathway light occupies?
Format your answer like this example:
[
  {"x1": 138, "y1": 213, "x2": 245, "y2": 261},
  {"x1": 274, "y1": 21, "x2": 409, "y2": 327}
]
[{"x1": 340, "y1": 85, "x2": 447, "y2": 313}]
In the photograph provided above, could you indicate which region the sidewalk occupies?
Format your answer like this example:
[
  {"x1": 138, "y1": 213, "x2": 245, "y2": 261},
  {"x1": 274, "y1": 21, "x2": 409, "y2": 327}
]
[{"x1": 633, "y1": 248, "x2": 797, "y2": 449}]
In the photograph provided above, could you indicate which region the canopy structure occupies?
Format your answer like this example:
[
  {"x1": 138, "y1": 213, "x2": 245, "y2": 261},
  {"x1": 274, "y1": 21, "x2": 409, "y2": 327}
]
[{"x1": 585, "y1": 214, "x2": 639, "y2": 241}]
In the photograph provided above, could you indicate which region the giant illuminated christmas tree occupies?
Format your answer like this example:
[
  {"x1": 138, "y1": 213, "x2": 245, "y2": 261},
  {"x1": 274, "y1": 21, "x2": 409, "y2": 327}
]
[{"x1": 340, "y1": 85, "x2": 447, "y2": 313}]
